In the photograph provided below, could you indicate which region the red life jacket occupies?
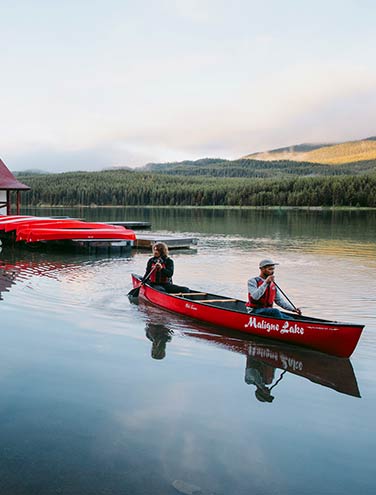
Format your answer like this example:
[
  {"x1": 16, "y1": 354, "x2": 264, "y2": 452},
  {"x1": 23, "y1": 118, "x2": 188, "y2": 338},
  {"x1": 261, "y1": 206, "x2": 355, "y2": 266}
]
[
  {"x1": 246, "y1": 277, "x2": 276, "y2": 308},
  {"x1": 149, "y1": 258, "x2": 170, "y2": 284}
]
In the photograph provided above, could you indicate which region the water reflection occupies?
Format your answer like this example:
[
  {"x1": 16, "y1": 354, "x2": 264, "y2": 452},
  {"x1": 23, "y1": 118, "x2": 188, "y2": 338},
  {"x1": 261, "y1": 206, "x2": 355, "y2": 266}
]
[
  {"x1": 145, "y1": 322, "x2": 173, "y2": 360},
  {"x1": 23, "y1": 206, "x2": 376, "y2": 244},
  {"x1": 245, "y1": 354, "x2": 284, "y2": 403},
  {"x1": 0, "y1": 245, "x2": 131, "y2": 302},
  {"x1": 0, "y1": 265, "x2": 16, "y2": 299},
  {"x1": 0, "y1": 249, "x2": 79, "y2": 301},
  {"x1": 139, "y1": 304, "x2": 361, "y2": 400}
]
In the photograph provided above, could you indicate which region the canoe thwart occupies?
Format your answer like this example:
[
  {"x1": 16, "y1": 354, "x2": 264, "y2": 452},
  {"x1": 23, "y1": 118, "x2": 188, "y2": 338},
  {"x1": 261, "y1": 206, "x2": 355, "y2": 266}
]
[
  {"x1": 201, "y1": 298, "x2": 237, "y2": 303},
  {"x1": 176, "y1": 292, "x2": 208, "y2": 296}
]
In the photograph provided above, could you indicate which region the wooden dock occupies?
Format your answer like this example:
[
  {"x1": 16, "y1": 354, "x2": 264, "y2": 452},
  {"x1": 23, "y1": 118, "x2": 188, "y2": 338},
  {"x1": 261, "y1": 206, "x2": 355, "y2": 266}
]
[
  {"x1": 104, "y1": 221, "x2": 151, "y2": 229},
  {"x1": 70, "y1": 239, "x2": 133, "y2": 253},
  {"x1": 134, "y1": 234, "x2": 198, "y2": 250}
]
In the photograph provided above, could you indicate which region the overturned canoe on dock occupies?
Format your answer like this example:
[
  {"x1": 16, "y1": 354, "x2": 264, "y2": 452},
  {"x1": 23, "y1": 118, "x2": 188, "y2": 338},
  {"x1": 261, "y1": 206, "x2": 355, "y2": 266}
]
[
  {"x1": 16, "y1": 227, "x2": 135, "y2": 243},
  {"x1": 0, "y1": 215, "x2": 136, "y2": 249},
  {"x1": 130, "y1": 274, "x2": 364, "y2": 358}
]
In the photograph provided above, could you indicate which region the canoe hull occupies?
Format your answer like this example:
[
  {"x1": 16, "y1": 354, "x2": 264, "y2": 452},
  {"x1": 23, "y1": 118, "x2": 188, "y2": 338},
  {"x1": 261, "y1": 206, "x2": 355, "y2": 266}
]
[
  {"x1": 0, "y1": 216, "x2": 135, "y2": 238},
  {"x1": 19, "y1": 228, "x2": 135, "y2": 242},
  {"x1": 131, "y1": 274, "x2": 364, "y2": 358}
]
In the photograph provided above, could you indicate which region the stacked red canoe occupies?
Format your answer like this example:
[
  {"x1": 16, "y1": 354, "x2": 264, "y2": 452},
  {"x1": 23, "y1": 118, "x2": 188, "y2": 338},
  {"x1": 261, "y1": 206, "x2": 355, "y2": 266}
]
[{"x1": 0, "y1": 215, "x2": 136, "y2": 245}]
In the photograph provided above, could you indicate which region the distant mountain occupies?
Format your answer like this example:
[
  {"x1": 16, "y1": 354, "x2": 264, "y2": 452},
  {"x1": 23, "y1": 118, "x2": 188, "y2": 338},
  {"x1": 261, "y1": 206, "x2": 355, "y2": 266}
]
[
  {"x1": 139, "y1": 157, "x2": 376, "y2": 179},
  {"x1": 245, "y1": 142, "x2": 334, "y2": 157},
  {"x1": 13, "y1": 169, "x2": 49, "y2": 176},
  {"x1": 144, "y1": 158, "x2": 227, "y2": 172},
  {"x1": 243, "y1": 137, "x2": 376, "y2": 164},
  {"x1": 102, "y1": 165, "x2": 133, "y2": 172}
]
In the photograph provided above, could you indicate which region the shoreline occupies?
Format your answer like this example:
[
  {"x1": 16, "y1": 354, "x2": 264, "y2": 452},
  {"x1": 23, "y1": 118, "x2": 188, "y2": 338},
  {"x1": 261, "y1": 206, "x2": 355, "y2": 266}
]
[{"x1": 22, "y1": 205, "x2": 376, "y2": 211}]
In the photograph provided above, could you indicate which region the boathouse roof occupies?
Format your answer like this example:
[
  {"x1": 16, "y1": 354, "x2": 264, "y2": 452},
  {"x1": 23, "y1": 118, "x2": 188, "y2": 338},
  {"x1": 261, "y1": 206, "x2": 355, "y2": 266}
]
[{"x1": 0, "y1": 159, "x2": 30, "y2": 190}]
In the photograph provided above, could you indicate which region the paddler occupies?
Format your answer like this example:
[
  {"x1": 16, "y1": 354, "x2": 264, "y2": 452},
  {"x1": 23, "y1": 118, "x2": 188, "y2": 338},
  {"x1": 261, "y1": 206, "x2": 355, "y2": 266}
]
[
  {"x1": 246, "y1": 259, "x2": 301, "y2": 319},
  {"x1": 143, "y1": 242, "x2": 189, "y2": 294}
]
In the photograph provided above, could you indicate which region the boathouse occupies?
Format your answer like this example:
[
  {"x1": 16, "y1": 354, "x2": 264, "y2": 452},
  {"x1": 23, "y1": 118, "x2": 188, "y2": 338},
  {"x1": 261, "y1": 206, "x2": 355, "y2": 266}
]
[{"x1": 0, "y1": 159, "x2": 30, "y2": 215}]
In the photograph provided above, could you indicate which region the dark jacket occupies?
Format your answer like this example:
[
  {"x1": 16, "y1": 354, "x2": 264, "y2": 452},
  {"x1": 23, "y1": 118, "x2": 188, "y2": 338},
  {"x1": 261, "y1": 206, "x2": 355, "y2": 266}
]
[{"x1": 144, "y1": 256, "x2": 174, "y2": 284}]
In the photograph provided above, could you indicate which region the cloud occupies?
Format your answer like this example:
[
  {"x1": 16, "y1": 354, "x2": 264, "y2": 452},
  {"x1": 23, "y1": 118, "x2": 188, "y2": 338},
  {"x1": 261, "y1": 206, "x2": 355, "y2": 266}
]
[
  {"x1": 2, "y1": 41, "x2": 376, "y2": 171},
  {"x1": 4, "y1": 143, "x2": 155, "y2": 173},
  {"x1": 100, "y1": 62, "x2": 376, "y2": 159}
]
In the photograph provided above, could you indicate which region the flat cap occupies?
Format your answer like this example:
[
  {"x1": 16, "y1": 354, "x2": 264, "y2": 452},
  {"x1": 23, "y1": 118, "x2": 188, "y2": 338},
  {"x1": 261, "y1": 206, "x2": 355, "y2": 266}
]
[{"x1": 259, "y1": 258, "x2": 279, "y2": 268}]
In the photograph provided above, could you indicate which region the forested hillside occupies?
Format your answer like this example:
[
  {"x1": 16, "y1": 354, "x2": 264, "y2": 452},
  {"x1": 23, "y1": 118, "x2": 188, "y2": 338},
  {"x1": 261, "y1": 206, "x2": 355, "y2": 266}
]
[
  {"x1": 18, "y1": 169, "x2": 376, "y2": 207},
  {"x1": 16, "y1": 134, "x2": 376, "y2": 208},
  {"x1": 143, "y1": 157, "x2": 376, "y2": 178},
  {"x1": 244, "y1": 137, "x2": 376, "y2": 164}
]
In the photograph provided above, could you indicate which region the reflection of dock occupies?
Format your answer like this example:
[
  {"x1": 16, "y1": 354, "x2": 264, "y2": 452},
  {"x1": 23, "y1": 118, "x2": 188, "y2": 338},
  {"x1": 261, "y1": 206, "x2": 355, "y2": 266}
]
[{"x1": 134, "y1": 234, "x2": 198, "y2": 250}]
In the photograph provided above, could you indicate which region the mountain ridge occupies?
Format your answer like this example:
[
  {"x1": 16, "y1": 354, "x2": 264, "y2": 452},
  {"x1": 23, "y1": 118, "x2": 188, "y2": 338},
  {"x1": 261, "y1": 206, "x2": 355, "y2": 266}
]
[{"x1": 243, "y1": 136, "x2": 376, "y2": 164}]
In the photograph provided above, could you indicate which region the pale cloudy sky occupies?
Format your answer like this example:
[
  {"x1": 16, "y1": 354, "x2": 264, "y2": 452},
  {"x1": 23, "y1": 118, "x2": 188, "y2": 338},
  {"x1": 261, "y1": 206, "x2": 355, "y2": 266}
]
[{"x1": 1, "y1": 0, "x2": 375, "y2": 172}]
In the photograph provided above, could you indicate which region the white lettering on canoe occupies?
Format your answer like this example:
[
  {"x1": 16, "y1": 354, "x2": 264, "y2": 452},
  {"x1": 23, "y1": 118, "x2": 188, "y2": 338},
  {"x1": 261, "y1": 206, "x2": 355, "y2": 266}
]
[
  {"x1": 280, "y1": 321, "x2": 304, "y2": 335},
  {"x1": 245, "y1": 317, "x2": 280, "y2": 333},
  {"x1": 245, "y1": 318, "x2": 304, "y2": 336},
  {"x1": 185, "y1": 303, "x2": 198, "y2": 311}
]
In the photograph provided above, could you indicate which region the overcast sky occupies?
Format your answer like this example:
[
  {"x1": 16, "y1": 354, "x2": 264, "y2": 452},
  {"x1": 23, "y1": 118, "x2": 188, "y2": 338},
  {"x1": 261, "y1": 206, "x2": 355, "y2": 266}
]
[{"x1": 1, "y1": 0, "x2": 376, "y2": 172}]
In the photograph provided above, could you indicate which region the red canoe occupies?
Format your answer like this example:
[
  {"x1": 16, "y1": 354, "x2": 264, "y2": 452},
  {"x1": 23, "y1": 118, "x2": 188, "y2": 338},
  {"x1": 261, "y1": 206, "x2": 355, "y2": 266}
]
[
  {"x1": 20, "y1": 227, "x2": 136, "y2": 243},
  {"x1": 131, "y1": 274, "x2": 364, "y2": 358},
  {"x1": 14, "y1": 221, "x2": 125, "y2": 239},
  {"x1": 5, "y1": 220, "x2": 124, "y2": 234}
]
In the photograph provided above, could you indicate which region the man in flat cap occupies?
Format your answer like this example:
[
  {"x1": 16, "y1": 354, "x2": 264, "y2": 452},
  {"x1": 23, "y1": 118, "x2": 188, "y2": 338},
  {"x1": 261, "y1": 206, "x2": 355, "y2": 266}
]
[{"x1": 246, "y1": 259, "x2": 301, "y2": 319}]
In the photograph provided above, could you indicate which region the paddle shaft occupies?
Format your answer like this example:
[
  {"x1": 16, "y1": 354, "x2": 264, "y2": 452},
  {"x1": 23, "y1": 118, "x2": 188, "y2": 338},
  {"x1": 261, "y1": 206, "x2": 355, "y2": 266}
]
[
  {"x1": 128, "y1": 264, "x2": 158, "y2": 297},
  {"x1": 274, "y1": 282, "x2": 298, "y2": 312}
]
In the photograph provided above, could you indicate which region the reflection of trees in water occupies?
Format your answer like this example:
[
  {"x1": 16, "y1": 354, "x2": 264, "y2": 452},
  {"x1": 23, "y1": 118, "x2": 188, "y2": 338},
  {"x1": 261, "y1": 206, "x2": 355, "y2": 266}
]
[
  {"x1": 24, "y1": 208, "x2": 376, "y2": 243},
  {"x1": 141, "y1": 208, "x2": 376, "y2": 242}
]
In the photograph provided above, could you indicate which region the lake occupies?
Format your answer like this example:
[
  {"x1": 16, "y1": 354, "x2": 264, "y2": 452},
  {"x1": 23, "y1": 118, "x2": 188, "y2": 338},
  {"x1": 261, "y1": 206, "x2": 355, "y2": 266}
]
[{"x1": 1, "y1": 207, "x2": 375, "y2": 495}]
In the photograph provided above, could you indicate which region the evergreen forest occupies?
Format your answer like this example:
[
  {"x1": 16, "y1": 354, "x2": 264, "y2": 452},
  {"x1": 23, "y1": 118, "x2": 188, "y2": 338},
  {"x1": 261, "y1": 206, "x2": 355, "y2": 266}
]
[{"x1": 17, "y1": 160, "x2": 376, "y2": 208}]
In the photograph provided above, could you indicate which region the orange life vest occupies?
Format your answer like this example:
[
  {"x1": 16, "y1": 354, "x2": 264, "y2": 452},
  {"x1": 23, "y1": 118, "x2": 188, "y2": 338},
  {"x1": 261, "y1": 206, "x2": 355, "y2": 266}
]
[
  {"x1": 149, "y1": 258, "x2": 169, "y2": 284},
  {"x1": 246, "y1": 277, "x2": 276, "y2": 308}
]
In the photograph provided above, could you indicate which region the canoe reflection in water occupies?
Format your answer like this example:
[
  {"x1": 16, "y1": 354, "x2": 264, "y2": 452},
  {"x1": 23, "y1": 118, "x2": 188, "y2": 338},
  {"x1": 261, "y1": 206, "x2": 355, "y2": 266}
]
[{"x1": 138, "y1": 304, "x2": 361, "y2": 401}]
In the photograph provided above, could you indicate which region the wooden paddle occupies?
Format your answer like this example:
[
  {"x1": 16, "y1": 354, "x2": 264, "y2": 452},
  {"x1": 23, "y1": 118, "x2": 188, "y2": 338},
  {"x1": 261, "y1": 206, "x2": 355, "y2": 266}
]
[
  {"x1": 128, "y1": 264, "x2": 158, "y2": 297},
  {"x1": 274, "y1": 282, "x2": 300, "y2": 314}
]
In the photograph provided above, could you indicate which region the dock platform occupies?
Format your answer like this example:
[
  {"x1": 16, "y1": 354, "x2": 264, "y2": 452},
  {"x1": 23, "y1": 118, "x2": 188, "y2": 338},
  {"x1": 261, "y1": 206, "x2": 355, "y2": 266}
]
[
  {"x1": 69, "y1": 239, "x2": 133, "y2": 253},
  {"x1": 104, "y1": 221, "x2": 151, "y2": 229},
  {"x1": 21, "y1": 238, "x2": 134, "y2": 254},
  {"x1": 134, "y1": 234, "x2": 198, "y2": 250}
]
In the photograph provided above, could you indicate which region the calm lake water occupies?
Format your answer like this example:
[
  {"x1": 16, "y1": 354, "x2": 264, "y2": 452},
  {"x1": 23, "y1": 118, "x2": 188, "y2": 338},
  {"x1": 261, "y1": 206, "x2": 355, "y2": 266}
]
[{"x1": 1, "y1": 207, "x2": 375, "y2": 495}]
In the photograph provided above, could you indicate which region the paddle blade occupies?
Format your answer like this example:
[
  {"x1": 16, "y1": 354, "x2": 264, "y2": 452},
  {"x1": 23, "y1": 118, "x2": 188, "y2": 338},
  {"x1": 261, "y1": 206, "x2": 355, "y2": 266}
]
[{"x1": 128, "y1": 286, "x2": 140, "y2": 297}]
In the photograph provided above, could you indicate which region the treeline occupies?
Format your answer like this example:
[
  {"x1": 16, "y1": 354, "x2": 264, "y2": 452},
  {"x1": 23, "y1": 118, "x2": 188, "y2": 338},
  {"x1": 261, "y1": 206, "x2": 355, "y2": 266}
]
[
  {"x1": 143, "y1": 158, "x2": 376, "y2": 178},
  {"x1": 18, "y1": 170, "x2": 376, "y2": 207}
]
